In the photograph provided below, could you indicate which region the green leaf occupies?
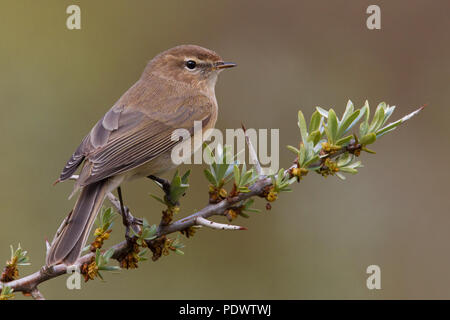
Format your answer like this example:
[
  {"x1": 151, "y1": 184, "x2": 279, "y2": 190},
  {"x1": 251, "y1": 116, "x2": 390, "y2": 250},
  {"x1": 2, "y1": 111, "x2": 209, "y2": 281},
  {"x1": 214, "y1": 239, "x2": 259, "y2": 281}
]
[
  {"x1": 375, "y1": 119, "x2": 402, "y2": 138},
  {"x1": 203, "y1": 142, "x2": 215, "y2": 164},
  {"x1": 369, "y1": 103, "x2": 386, "y2": 133},
  {"x1": 339, "y1": 160, "x2": 362, "y2": 174},
  {"x1": 341, "y1": 100, "x2": 355, "y2": 123},
  {"x1": 360, "y1": 121, "x2": 369, "y2": 137},
  {"x1": 323, "y1": 126, "x2": 331, "y2": 144},
  {"x1": 316, "y1": 106, "x2": 329, "y2": 118},
  {"x1": 239, "y1": 212, "x2": 250, "y2": 218},
  {"x1": 169, "y1": 173, "x2": 188, "y2": 203},
  {"x1": 298, "y1": 111, "x2": 308, "y2": 142},
  {"x1": 175, "y1": 249, "x2": 185, "y2": 255},
  {"x1": 346, "y1": 160, "x2": 363, "y2": 169},
  {"x1": 360, "y1": 132, "x2": 377, "y2": 145},
  {"x1": 363, "y1": 100, "x2": 370, "y2": 123},
  {"x1": 303, "y1": 155, "x2": 320, "y2": 168},
  {"x1": 383, "y1": 105, "x2": 396, "y2": 123},
  {"x1": 203, "y1": 169, "x2": 217, "y2": 185},
  {"x1": 336, "y1": 153, "x2": 353, "y2": 167},
  {"x1": 181, "y1": 170, "x2": 191, "y2": 184},
  {"x1": 307, "y1": 130, "x2": 322, "y2": 146},
  {"x1": 340, "y1": 167, "x2": 358, "y2": 174},
  {"x1": 233, "y1": 165, "x2": 240, "y2": 186},
  {"x1": 287, "y1": 145, "x2": 300, "y2": 155},
  {"x1": 337, "y1": 110, "x2": 360, "y2": 138},
  {"x1": 150, "y1": 194, "x2": 166, "y2": 205},
  {"x1": 276, "y1": 168, "x2": 284, "y2": 187},
  {"x1": 359, "y1": 101, "x2": 370, "y2": 136},
  {"x1": 240, "y1": 169, "x2": 254, "y2": 186},
  {"x1": 326, "y1": 109, "x2": 338, "y2": 144},
  {"x1": 0, "y1": 286, "x2": 14, "y2": 300},
  {"x1": 242, "y1": 198, "x2": 261, "y2": 214},
  {"x1": 103, "y1": 248, "x2": 115, "y2": 261},
  {"x1": 309, "y1": 110, "x2": 321, "y2": 132},
  {"x1": 9, "y1": 244, "x2": 30, "y2": 266},
  {"x1": 95, "y1": 248, "x2": 101, "y2": 265},
  {"x1": 335, "y1": 135, "x2": 353, "y2": 146},
  {"x1": 299, "y1": 145, "x2": 306, "y2": 165},
  {"x1": 99, "y1": 266, "x2": 121, "y2": 272},
  {"x1": 335, "y1": 172, "x2": 346, "y2": 180},
  {"x1": 243, "y1": 198, "x2": 255, "y2": 208}
]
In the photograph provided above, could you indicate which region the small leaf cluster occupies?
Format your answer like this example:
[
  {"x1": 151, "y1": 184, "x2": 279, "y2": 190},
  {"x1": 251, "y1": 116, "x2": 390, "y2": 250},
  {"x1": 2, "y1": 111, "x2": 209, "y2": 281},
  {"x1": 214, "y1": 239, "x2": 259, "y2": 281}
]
[
  {"x1": 118, "y1": 243, "x2": 146, "y2": 269},
  {"x1": 287, "y1": 110, "x2": 321, "y2": 174},
  {"x1": 264, "y1": 169, "x2": 296, "y2": 202},
  {"x1": 82, "y1": 248, "x2": 120, "y2": 282},
  {"x1": 203, "y1": 144, "x2": 261, "y2": 216},
  {"x1": 358, "y1": 101, "x2": 400, "y2": 150},
  {"x1": 119, "y1": 219, "x2": 156, "y2": 268},
  {"x1": 203, "y1": 144, "x2": 237, "y2": 202},
  {"x1": 317, "y1": 101, "x2": 364, "y2": 148},
  {"x1": 135, "y1": 249, "x2": 149, "y2": 263},
  {"x1": 91, "y1": 207, "x2": 117, "y2": 252},
  {"x1": 96, "y1": 248, "x2": 120, "y2": 273},
  {"x1": 271, "y1": 169, "x2": 296, "y2": 193},
  {"x1": 1, "y1": 244, "x2": 30, "y2": 282},
  {"x1": 288, "y1": 100, "x2": 408, "y2": 180},
  {"x1": 163, "y1": 235, "x2": 185, "y2": 256},
  {"x1": 0, "y1": 286, "x2": 14, "y2": 300},
  {"x1": 240, "y1": 199, "x2": 261, "y2": 217},
  {"x1": 130, "y1": 218, "x2": 157, "y2": 247},
  {"x1": 233, "y1": 163, "x2": 258, "y2": 194},
  {"x1": 229, "y1": 199, "x2": 261, "y2": 220},
  {"x1": 180, "y1": 226, "x2": 199, "y2": 238},
  {"x1": 203, "y1": 144, "x2": 236, "y2": 189}
]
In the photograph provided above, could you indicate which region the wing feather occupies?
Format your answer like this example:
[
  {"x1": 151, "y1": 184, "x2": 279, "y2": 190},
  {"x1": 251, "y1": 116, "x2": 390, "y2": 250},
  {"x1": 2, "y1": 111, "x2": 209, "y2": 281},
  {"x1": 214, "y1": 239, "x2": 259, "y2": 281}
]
[
  {"x1": 58, "y1": 75, "x2": 216, "y2": 186},
  {"x1": 75, "y1": 95, "x2": 213, "y2": 186}
]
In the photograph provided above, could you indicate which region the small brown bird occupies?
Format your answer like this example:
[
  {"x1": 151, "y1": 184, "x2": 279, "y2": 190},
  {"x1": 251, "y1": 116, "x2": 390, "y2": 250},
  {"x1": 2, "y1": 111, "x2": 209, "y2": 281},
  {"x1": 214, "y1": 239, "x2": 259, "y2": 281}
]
[{"x1": 46, "y1": 45, "x2": 236, "y2": 266}]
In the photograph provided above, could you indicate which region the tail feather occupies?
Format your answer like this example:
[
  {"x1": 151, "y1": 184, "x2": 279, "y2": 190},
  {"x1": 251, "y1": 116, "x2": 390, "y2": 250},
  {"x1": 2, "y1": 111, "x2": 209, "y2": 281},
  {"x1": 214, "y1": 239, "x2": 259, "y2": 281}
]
[{"x1": 46, "y1": 180, "x2": 107, "y2": 266}]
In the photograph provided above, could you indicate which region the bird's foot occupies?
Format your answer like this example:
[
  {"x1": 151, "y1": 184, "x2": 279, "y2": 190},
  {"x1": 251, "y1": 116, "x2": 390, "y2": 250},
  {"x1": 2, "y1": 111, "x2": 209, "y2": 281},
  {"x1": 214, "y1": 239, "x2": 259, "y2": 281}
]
[{"x1": 147, "y1": 175, "x2": 176, "y2": 205}]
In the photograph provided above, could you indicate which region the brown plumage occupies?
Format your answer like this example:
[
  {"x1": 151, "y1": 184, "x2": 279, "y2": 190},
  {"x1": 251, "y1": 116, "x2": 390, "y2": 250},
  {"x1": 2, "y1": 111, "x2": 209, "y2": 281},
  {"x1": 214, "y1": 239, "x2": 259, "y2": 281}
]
[{"x1": 47, "y1": 45, "x2": 236, "y2": 266}]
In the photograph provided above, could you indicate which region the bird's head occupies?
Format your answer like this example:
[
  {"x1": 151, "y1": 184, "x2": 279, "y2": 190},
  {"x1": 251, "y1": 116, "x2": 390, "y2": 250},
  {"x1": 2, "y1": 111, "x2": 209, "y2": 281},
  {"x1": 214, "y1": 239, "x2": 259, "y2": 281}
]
[{"x1": 143, "y1": 44, "x2": 236, "y2": 90}]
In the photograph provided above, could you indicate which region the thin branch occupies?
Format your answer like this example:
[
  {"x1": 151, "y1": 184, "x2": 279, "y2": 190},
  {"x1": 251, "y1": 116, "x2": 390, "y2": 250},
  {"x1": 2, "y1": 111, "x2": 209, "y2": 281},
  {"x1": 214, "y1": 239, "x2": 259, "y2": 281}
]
[
  {"x1": 0, "y1": 240, "x2": 129, "y2": 294},
  {"x1": 30, "y1": 288, "x2": 45, "y2": 300},
  {"x1": 195, "y1": 217, "x2": 247, "y2": 230}
]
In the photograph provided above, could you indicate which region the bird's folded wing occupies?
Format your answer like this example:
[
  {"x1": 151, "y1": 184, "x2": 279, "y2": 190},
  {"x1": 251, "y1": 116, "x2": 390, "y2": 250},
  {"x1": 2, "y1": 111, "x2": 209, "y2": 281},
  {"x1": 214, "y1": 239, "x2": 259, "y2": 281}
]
[{"x1": 66, "y1": 94, "x2": 213, "y2": 186}]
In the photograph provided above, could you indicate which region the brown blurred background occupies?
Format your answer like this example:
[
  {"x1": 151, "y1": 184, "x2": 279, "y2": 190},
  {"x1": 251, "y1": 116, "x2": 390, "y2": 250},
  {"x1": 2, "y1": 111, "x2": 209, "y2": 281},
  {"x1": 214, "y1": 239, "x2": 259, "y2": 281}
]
[{"x1": 0, "y1": 0, "x2": 449, "y2": 299}]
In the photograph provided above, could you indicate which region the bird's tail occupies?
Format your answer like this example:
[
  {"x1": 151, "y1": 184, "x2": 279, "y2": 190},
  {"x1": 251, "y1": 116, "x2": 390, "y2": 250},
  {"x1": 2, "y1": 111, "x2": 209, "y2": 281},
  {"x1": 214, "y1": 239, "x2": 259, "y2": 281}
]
[{"x1": 46, "y1": 180, "x2": 107, "y2": 266}]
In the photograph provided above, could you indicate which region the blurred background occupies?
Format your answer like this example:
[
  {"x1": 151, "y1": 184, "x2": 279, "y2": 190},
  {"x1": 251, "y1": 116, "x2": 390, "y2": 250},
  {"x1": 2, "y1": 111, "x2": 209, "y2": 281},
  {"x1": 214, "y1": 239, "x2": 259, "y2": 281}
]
[{"x1": 0, "y1": 0, "x2": 449, "y2": 299}]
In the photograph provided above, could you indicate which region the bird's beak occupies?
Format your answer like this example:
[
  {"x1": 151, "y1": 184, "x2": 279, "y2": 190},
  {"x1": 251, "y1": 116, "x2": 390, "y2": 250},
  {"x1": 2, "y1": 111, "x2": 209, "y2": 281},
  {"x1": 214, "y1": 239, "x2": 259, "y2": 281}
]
[{"x1": 215, "y1": 61, "x2": 237, "y2": 70}]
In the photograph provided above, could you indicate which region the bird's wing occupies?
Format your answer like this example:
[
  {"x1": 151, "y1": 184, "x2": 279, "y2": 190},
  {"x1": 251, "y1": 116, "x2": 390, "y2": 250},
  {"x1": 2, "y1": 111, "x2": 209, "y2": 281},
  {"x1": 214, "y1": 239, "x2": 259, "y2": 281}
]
[{"x1": 59, "y1": 92, "x2": 214, "y2": 186}]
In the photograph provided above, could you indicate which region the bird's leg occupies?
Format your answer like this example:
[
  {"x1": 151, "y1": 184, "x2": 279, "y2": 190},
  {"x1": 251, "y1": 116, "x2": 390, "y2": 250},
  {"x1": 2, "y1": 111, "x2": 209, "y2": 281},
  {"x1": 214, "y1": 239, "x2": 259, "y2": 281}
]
[
  {"x1": 148, "y1": 174, "x2": 180, "y2": 226},
  {"x1": 116, "y1": 186, "x2": 127, "y2": 226},
  {"x1": 116, "y1": 187, "x2": 142, "y2": 241},
  {"x1": 147, "y1": 175, "x2": 174, "y2": 205}
]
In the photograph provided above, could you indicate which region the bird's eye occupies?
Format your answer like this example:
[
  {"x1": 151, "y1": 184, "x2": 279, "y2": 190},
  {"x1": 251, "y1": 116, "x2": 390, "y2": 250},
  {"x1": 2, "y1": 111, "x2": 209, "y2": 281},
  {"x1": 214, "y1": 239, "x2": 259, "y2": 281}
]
[{"x1": 185, "y1": 60, "x2": 197, "y2": 70}]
